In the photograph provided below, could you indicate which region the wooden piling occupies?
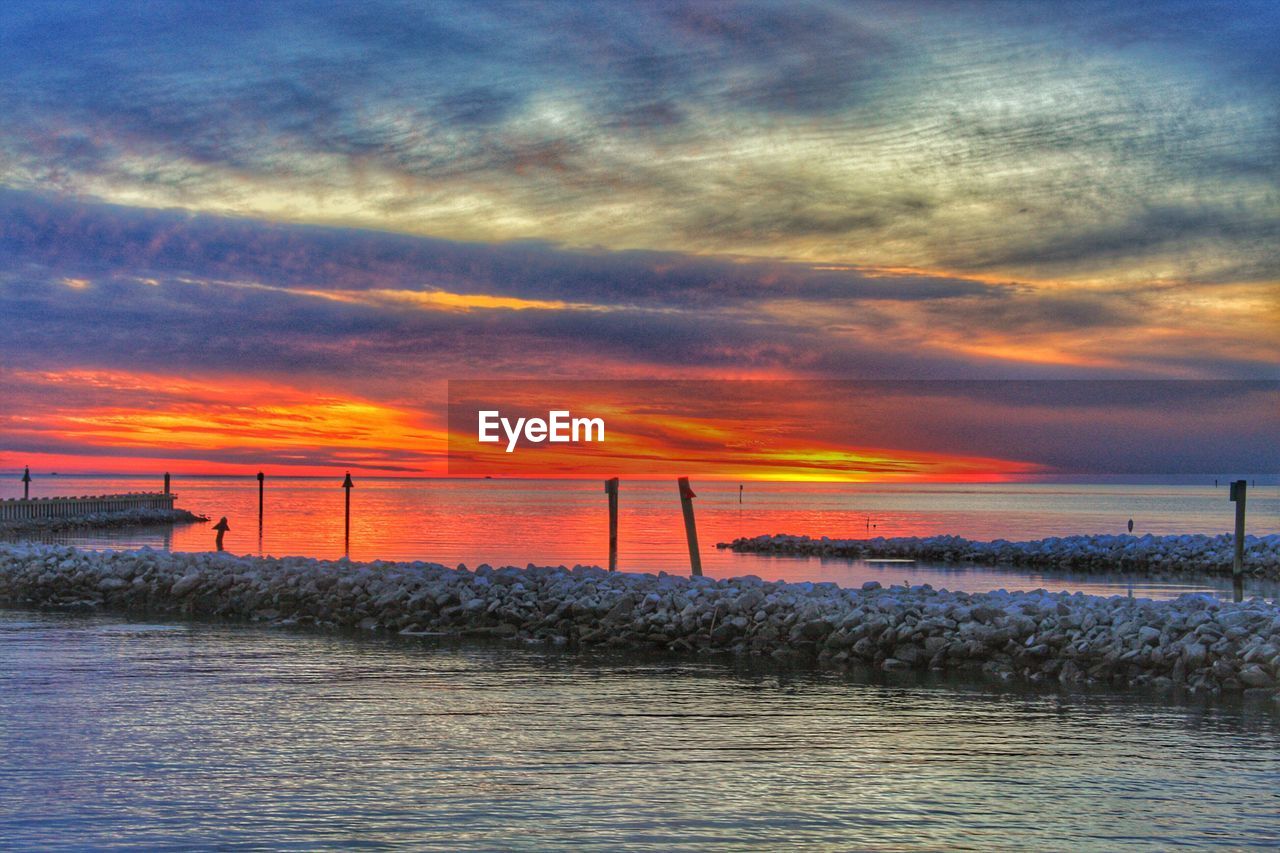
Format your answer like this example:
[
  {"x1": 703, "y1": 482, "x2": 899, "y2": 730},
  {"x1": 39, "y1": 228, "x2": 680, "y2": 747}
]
[
  {"x1": 677, "y1": 477, "x2": 702, "y2": 577},
  {"x1": 257, "y1": 471, "x2": 265, "y2": 530},
  {"x1": 604, "y1": 477, "x2": 619, "y2": 571},
  {"x1": 342, "y1": 472, "x2": 354, "y2": 553},
  {"x1": 22, "y1": 467, "x2": 31, "y2": 499},
  {"x1": 1230, "y1": 479, "x2": 1247, "y2": 579},
  {"x1": 163, "y1": 472, "x2": 170, "y2": 495}
]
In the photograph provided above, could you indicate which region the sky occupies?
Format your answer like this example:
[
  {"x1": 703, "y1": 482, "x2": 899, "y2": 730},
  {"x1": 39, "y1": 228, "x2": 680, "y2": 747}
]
[{"x1": 0, "y1": 0, "x2": 1277, "y2": 479}]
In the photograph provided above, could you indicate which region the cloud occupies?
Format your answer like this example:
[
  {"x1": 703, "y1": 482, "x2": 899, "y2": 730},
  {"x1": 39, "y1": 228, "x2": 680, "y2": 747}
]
[
  {"x1": 443, "y1": 379, "x2": 1279, "y2": 477},
  {"x1": 2, "y1": 190, "x2": 1276, "y2": 391},
  {"x1": 0, "y1": 0, "x2": 1274, "y2": 285}
]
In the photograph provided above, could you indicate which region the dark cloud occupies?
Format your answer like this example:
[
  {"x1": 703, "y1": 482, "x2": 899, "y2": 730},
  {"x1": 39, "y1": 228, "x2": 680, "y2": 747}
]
[
  {"x1": 0, "y1": 0, "x2": 1275, "y2": 285},
  {"x1": 954, "y1": 206, "x2": 1280, "y2": 279},
  {"x1": 6, "y1": 192, "x2": 1279, "y2": 390},
  {"x1": 0, "y1": 191, "x2": 1164, "y2": 392},
  {"x1": 0, "y1": 189, "x2": 992, "y2": 308}
]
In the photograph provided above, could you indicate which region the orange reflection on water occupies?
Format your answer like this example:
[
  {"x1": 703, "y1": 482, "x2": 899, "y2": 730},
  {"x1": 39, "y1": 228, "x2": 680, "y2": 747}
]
[{"x1": 8, "y1": 477, "x2": 1276, "y2": 600}]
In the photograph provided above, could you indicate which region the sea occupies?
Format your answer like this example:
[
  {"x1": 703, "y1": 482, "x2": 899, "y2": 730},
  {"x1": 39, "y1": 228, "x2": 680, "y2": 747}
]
[
  {"x1": 2, "y1": 477, "x2": 1279, "y2": 849},
  {"x1": 4, "y1": 476, "x2": 1279, "y2": 599},
  {"x1": 0, "y1": 609, "x2": 1277, "y2": 850}
]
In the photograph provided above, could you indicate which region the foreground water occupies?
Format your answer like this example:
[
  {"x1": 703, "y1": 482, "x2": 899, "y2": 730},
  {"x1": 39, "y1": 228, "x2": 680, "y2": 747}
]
[
  {"x1": 5, "y1": 477, "x2": 1279, "y2": 599},
  {"x1": 0, "y1": 608, "x2": 1277, "y2": 850}
]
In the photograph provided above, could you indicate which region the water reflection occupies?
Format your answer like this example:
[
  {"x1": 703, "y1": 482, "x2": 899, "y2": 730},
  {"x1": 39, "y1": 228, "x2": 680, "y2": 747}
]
[
  {"x1": 3, "y1": 477, "x2": 1277, "y2": 600},
  {"x1": 0, "y1": 609, "x2": 1277, "y2": 850}
]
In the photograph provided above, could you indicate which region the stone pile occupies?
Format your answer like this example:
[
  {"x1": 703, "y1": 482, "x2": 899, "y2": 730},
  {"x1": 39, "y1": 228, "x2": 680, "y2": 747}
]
[
  {"x1": 2, "y1": 543, "x2": 1277, "y2": 696},
  {"x1": 0, "y1": 508, "x2": 207, "y2": 534},
  {"x1": 718, "y1": 533, "x2": 1280, "y2": 578}
]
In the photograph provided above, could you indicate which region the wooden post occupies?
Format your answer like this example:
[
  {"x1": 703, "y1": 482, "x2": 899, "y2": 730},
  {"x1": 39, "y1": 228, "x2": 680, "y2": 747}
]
[
  {"x1": 342, "y1": 471, "x2": 354, "y2": 554},
  {"x1": 1230, "y1": 480, "x2": 1247, "y2": 578},
  {"x1": 163, "y1": 472, "x2": 170, "y2": 495},
  {"x1": 677, "y1": 477, "x2": 702, "y2": 577},
  {"x1": 604, "y1": 477, "x2": 619, "y2": 571},
  {"x1": 257, "y1": 471, "x2": 265, "y2": 530},
  {"x1": 22, "y1": 466, "x2": 31, "y2": 500}
]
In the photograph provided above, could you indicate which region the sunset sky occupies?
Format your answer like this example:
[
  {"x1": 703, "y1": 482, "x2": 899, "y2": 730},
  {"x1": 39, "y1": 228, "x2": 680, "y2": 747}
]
[{"x1": 1, "y1": 1, "x2": 1277, "y2": 479}]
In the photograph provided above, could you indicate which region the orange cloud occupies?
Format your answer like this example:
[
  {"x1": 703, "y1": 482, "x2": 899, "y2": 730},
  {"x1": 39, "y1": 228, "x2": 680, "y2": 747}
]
[
  {"x1": 2, "y1": 368, "x2": 446, "y2": 476},
  {"x1": 446, "y1": 382, "x2": 1043, "y2": 482}
]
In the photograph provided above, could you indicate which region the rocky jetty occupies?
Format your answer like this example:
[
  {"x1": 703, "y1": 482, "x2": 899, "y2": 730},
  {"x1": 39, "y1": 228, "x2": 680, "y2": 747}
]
[
  {"x1": 1, "y1": 543, "x2": 1278, "y2": 697},
  {"x1": 718, "y1": 533, "x2": 1280, "y2": 579},
  {"x1": 0, "y1": 508, "x2": 207, "y2": 534}
]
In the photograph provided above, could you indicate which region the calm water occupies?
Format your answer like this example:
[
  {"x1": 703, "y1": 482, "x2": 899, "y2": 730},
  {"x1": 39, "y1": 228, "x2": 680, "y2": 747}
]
[
  {"x1": 1, "y1": 608, "x2": 1277, "y2": 850},
  {"x1": 5, "y1": 477, "x2": 1279, "y2": 599}
]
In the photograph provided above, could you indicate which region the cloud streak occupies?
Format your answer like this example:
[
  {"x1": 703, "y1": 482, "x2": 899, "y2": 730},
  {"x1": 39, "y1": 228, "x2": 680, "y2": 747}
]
[
  {"x1": 0, "y1": 1, "x2": 1275, "y2": 285},
  {"x1": 0, "y1": 2, "x2": 1275, "y2": 476}
]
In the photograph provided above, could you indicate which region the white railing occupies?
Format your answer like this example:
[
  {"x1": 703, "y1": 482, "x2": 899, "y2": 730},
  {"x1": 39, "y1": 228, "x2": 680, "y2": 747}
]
[{"x1": 0, "y1": 493, "x2": 176, "y2": 521}]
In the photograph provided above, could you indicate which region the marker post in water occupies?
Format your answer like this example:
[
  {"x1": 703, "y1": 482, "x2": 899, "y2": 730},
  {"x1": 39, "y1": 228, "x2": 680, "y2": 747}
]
[
  {"x1": 1230, "y1": 480, "x2": 1247, "y2": 602},
  {"x1": 1230, "y1": 480, "x2": 1247, "y2": 577},
  {"x1": 677, "y1": 477, "x2": 702, "y2": 577},
  {"x1": 342, "y1": 472, "x2": 354, "y2": 554},
  {"x1": 21, "y1": 466, "x2": 30, "y2": 499},
  {"x1": 605, "y1": 477, "x2": 619, "y2": 571},
  {"x1": 257, "y1": 471, "x2": 265, "y2": 531}
]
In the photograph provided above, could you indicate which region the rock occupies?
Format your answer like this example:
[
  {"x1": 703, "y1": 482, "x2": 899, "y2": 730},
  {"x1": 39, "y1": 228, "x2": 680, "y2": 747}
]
[
  {"x1": 1, "y1": 541, "x2": 1278, "y2": 695},
  {"x1": 1239, "y1": 665, "x2": 1275, "y2": 688},
  {"x1": 1183, "y1": 642, "x2": 1207, "y2": 666},
  {"x1": 795, "y1": 618, "x2": 833, "y2": 641},
  {"x1": 716, "y1": 532, "x2": 1280, "y2": 580},
  {"x1": 606, "y1": 594, "x2": 637, "y2": 620},
  {"x1": 171, "y1": 574, "x2": 202, "y2": 597},
  {"x1": 710, "y1": 622, "x2": 739, "y2": 643}
]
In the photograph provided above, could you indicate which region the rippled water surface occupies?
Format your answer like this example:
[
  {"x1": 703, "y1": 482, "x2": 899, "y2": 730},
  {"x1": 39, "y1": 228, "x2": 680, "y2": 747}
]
[
  {"x1": 1, "y1": 609, "x2": 1277, "y2": 850},
  {"x1": 5, "y1": 477, "x2": 1279, "y2": 599}
]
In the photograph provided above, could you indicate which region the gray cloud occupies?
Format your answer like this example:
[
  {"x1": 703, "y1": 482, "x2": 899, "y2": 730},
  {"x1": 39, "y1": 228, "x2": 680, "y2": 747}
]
[{"x1": 0, "y1": 0, "x2": 1274, "y2": 286}]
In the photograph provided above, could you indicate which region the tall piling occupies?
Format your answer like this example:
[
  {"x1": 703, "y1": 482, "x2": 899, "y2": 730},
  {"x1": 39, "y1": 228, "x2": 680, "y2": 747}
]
[
  {"x1": 605, "y1": 477, "x2": 619, "y2": 571},
  {"x1": 678, "y1": 477, "x2": 702, "y2": 577},
  {"x1": 1230, "y1": 479, "x2": 1247, "y2": 576},
  {"x1": 342, "y1": 472, "x2": 354, "y2": 554}
]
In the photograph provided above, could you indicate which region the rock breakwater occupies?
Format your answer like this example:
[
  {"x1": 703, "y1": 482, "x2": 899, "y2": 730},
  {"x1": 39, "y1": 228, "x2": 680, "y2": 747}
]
[
  {"x1": 718, "y1": 533, "x2": 1280, "y2": 579},
  {"x1": 0, "y1": 508, "x2": 207, "y2": 534},
  {"x1": 1, "y1": 544, "x2": 1277, "y2": 696}
]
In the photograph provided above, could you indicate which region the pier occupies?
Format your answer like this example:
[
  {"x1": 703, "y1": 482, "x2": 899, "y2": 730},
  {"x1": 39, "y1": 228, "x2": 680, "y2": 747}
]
[{"x1": 0, "y1": 493, "x2": 176, "y2": 522}]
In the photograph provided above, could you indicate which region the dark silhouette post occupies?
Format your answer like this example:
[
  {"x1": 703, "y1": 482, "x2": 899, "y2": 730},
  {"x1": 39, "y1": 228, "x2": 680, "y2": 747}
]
[
  {"x1": 257, "y1": 472, "x2": 265, "y2": 531},
  {"x1": 342, "y1": 472, "x2": 354, "y2": 554},
  {"x1": 163, "y1": 472, "x2": 170, "y2": 495},
  {"x1": 677, "y1": 477, "x2": 702, "y2": 577},
  {"x1": 604, "y1": 477, "x2": 619, "y2": 571},
  {"x1": 1230, "y1": 480, "x2": 1247, "y2": 579},
  {"x1": 739, "y1": 484, "x2": 743, "y2": 504},
  {"x1": 213, "y1": 517, "x2": 229, "y2": 551},
  {"x1": 21, "y1": 466, "x2": 31, "y2": 499},
  {"x1": 1127, "y1": 518, "x2": 1133, "y2": 533}
]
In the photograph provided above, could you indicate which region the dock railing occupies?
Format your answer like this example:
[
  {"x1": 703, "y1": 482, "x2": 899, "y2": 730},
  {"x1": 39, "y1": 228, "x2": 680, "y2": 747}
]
[{"x1": 0, "y1": 493, "x2": 176, "y2": 522}]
